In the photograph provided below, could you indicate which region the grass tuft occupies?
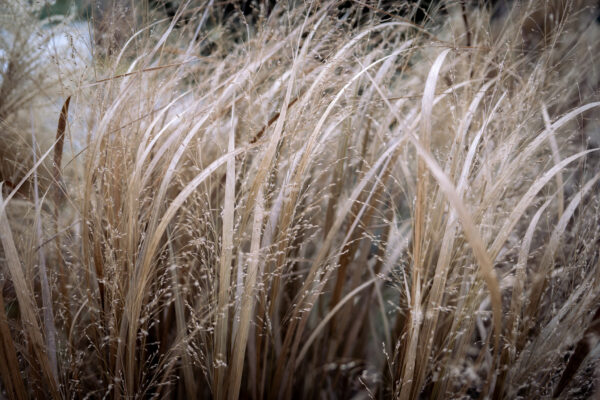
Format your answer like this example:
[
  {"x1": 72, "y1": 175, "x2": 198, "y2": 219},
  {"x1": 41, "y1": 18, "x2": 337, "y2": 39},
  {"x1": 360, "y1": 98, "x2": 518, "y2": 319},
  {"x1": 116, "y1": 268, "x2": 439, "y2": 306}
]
[{"x1": 0, "y1": 0, "x2": 599, "y2": 398}]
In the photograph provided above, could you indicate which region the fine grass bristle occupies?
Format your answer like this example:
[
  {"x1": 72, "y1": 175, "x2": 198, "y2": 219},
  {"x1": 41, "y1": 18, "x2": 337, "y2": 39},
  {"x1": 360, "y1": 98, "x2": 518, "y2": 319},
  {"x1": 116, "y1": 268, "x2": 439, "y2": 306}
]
[{"x1": 0, "y1": 0, "x2": 599, "y2": 398}]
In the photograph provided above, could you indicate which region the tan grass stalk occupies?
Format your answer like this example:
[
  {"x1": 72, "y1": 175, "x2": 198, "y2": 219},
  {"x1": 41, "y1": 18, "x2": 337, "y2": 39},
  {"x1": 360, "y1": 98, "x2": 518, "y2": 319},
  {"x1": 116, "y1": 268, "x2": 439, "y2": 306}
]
[
  {"x1": 229, "y1": 184, "x2": 264, "y2": 400},
  {"x1": 414, "y1": 91, "x2": 507, "y2": 396},
  {"x1": 0, "y1": 187, "x2": 60, "y2": 398},
  {"x1": 541, "y1": 102, "x2": 564, "y2": 219},
  {"x1": 166, "y1": 229, "x2": 197, "y2": 397},
  {"x1": 399, "y1": 48, "x2": 450, "y2": 400},
  {"x1": 32, "y1": 109, "x2": 58, "y2": 385},
  {"x1": 214, "y1": 97, "x2": 237, "y2": 400},
  {"x1": 410, "y1": 137, "x2": 503, "y2": 395}
]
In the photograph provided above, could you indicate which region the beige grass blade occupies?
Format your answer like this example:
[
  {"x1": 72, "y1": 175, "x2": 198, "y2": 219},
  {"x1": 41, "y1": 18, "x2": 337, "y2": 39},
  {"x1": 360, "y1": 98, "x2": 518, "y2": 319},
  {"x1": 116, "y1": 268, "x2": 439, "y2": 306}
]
[
  {"x1": 240, "y1": 11, "x2": 326, "y2": 231},
  {"x1": 116, "y1": 144, "x2": 248, "y2": 397},
  {"x1": 410, "y1": 137, "x2": 503, "y2": 394},
  {"x1": 480, "y1": 102, "x2": 600, "y2": 215},
  {"x1": 273, "y1": 137, "x2": 407, "y2": 393},
  {"x1": 524, "y1": 170, "x2": 600, "y2": 331},
  {"x1": 0, "y1": 186, "x2": 60, "y2": 398},
  {"x1": 32, "y1": 112, "x2": 59, "y2": 384},
  {"x1": 509, "y1": 197, "x2": 553, "y2": 342},
  {"x1": 166, "y1": 229, "x2": 196, "y2": 397},
  {"x1": 400, "y1": 49, "x2": 450, "y2": 399},
  {"x1": 214, "y1": 99, "x2": 237, "y2": 400},
  {"x1": 488, "y1": 148, "x2": 598, "y2": 261},
  {"x1": 0, "y1": 134, "x2": 63, "y2": 218},
  {"x1": 229, "y1": 185, "x2": 264, "y2": 400},
  {"x1": 541, "y1": 103, "x2": 564, "y2": 219},
  {"x1": 492, "y1": 196, "x2": 554, "y2": 398}
]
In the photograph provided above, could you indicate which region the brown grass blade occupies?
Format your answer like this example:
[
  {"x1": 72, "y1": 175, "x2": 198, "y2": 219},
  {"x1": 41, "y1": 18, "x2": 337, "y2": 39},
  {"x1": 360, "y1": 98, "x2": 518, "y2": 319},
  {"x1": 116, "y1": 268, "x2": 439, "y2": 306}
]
[
  {"x1": 0, "y1": 283, "x2": 27, "y2": 400},
  {"x1": 53, "y1": 96, "x2": 70, "y2": 192}
]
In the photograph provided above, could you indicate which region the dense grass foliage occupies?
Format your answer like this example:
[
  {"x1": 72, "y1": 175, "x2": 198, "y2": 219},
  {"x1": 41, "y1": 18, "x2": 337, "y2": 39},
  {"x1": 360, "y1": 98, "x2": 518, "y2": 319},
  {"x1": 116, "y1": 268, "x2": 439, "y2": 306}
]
[{"x1": 1, "y1": 0, "x2": 599, "y2": 398}]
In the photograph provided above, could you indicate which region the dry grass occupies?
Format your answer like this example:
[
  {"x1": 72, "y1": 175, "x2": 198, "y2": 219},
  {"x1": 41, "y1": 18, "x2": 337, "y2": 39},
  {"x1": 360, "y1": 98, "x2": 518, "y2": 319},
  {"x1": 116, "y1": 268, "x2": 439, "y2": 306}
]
[{"x1": 1, "y1": 0, "x2": 599, "y2": 398}]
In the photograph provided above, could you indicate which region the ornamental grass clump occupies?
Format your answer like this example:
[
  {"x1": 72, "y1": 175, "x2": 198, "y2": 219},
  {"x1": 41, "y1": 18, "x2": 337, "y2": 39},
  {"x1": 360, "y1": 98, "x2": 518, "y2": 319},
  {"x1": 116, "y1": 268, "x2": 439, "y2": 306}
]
[{"x1": 0, "y1": 0, "x2": 599, "y2": 398}]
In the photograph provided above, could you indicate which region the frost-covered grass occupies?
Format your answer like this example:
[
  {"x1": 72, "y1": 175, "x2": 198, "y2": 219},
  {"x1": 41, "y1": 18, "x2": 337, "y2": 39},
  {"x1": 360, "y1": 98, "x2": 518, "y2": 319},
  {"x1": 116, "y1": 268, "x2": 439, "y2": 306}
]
[{"x1": 0, "y1": 0, "x2": 599, "y2": 398}]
